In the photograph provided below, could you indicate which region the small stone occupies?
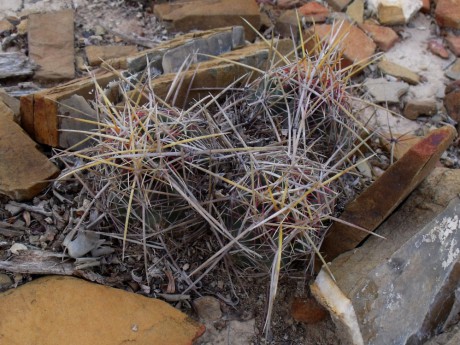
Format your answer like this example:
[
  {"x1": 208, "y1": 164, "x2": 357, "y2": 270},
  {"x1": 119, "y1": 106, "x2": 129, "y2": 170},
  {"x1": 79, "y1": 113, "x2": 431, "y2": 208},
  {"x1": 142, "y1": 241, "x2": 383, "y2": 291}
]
[
  {"x1": 0, "y1": 276, "x2": 205, "y2": 345},
  {"x1": 291, "y1": 297, "x2": 328, "y2": 324},
  {"x1": 326, "y1": 0, "x2": 352, "y2": 11},
  {"x1": 364, "y1": 77, "x2": 409, "y2": 103},
  {"x1": 444, "y1": 80, "x2": 460, "y2": 122},
  {"x1": 346, "y1": 0, "x2": 364, "y2": 24},
  {"x1": 377, "y1": 59, "x2": 420, "y2": 85},
  {"x1": 0, "y1": 117, "x2": 60, "y2": 201},
  {"x1": 193, "y1": 296, "x2": 222, "y2": 322},
  {"x1": 428, "y1": 39, "x2": 450, "y2": 59},
  {"x1": 435, "y1": 0, "x2": 460, "y2": 29},
  {"x1": 360, "y1": 22, "x2": 399, "y2": 51},
  {"x1": 0, "y1": 273, "x2": 13, "y2": 290},
  {"x1": 16, "y1": 19, "x2": 27, "y2": 35},
  {"x1": 445, "y1": 58, "x2": 460, "y2": 80},
  {"x1": 403, "y1": 99, "x2": 437, "y2": 120},
  {"x1": 28, "y1": 10, "x2": 75, "y2": 80},
  {"x1": 368, "y1": 0, "x2": 423, "y2": 25},
  {"x1": 298, "y1": 2, "x2": 330, "y2": 23},
  {"x1": 0, "y1": 19, "x2": 14, "y2": 34},
  {"x1": 93, "y1": 25, "x2": 106, "y2": 36},
  {"x1": 445, "y1": 34, "x2": 460, "y2": 57},
  {"x1": 85, "y1": 45, "x2": 138, "y2": 66}
]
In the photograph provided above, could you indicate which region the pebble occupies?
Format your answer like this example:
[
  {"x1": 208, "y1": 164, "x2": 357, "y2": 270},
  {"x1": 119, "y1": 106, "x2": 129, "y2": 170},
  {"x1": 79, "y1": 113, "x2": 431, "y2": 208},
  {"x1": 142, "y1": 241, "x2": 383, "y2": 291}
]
[{"x1": 0, "y1": 273, "x2": 13, "y2": 290}]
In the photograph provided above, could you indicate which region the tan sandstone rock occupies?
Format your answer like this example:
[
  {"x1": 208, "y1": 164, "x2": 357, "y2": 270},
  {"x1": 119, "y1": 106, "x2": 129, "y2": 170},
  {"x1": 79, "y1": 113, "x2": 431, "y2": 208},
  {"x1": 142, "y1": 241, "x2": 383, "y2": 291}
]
[{"x1": 0, "y1": 276, "x2": 204, "y2": 345}]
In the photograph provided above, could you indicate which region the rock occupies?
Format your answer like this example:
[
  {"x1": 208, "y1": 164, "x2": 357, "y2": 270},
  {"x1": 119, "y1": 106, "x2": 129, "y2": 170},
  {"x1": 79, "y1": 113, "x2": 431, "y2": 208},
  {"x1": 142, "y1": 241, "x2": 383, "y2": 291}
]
[
  {"x1": 368, "y1": 0, "x2": 423, "y2": 25},
  {"x1": 0, "y1": 273, "x2": 13, "y2": 290},
  {"x1": 319, "y1": 126, "x2": 456, "y2": 262},
  {"x1": 424, "y1": 323, "x2": 460, "y2": 345},
  {"x1": 291, "y1": 297, "x2": 328, "y2": 324},
  {"x1": 403, "y1": 99, "x2": 437, "y2": 120},
  {"x1": 346, "y1": 0, "x2": 364, "y2": 24},
  {"x1": 360, "y1": 22, "x2": 399, "y2": 51},
  {"x1": 0, "y1": 100, "x2": 14, "y2": 122},
  {"x1": 380, "y1": 131, "x2": 423, "y2": 160},
  {"x1": 0, "y1": 19, "x2": 14, "y2": 34},
  {"x1": 445, "y1": 58, "x2": 460, "y2": 80},
  {"x1": 277, "y1": 0, "x2": 300, "y2": 9},
  {"x1": 197, "y1": 318, "x2": 255, "y2": 345},
  {"x1": 154, "y1": 0, "x2": 261, "y2": 41},
  {"x1": 377, "y1": 59, "x2": 421, "y2": 84},
  {"x1": 193, "y1": 296, "x2": 222, "y2": 322},
  {"x1": 0, "y1": 117, "x2": 60, "y2": 201},
  {"x1": 0, "y1": 89, "x2": 20, "y2": 118},
  {"x1": 428, "y1": 39, "x2": 450, "y2": 59},
  {"x1": 298, "y1": 2, "x2": 330, "y2": 23},
  {"x1": 435, "y1": 0, "x2": 460, "y2": 29},
  {"x1": 363, "y1": 77, "x2": 409, "y2": 103},
  {"x1": 20, "y1": 71, "x2": 119, "y2": 147},
  {"x1": 275, "y1": 10, "x2": 302, "y2": 38},
  {"x1": 0, "y1": 276, "x2": 204, "y2": 345},
  {"x1": 16, "y1": 19, "x2": 27, "y2": 35},
  {"x1": 445, "y1": 33, "x2": 460, "y2": 57},
  {"x1": 107, "y1": 27, "x2": 245, "y2": 74},
  {"x1": 313, "y1": 167, "x2": 460, "y2": 345},
  {"x1": 28, "y1": 10, "x2": 75, "y2": 81},
  {"x1": 85, "y1": 45, "x2": 138, "y2": 66},
  {"x1": 0, "y1": 52, "x2": 34, "y2": 79},
  {"x1": 421, "y1": 0, "x2": 431, "y2": 13},
  {"x1": 326, "y1": 0, "x2": 352, "y2": 11},
  {"x1": 0, "y1": 0, "x2": 22, "y2": 20},
  {"x1": 304, "y1": 21, "x2": 376, "y2": 68},
  {"x1": 444, "y1": 80, "x2": 460, "y2": 122}
]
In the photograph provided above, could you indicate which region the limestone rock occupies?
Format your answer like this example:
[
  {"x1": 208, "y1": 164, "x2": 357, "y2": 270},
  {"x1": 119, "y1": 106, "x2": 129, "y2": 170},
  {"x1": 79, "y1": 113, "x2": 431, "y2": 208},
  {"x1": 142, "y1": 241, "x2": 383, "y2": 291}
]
[
  {"x1": 346, "y1": 0, "x2": 364, "y2": 24},
  {"x1": 0, "y1": 52, "x2": 34, "y2": 79},
  {"x1": 28, "y1": 10, "x2": 75, "y2": 81},
  {"x1": 360, "y1": 22, "x2": 399, "y2": 51},
  {"x1": 377, "y1": 59, "x2": 421, "y2": 84},
  {"x1": 0, "y1": 117, "x2": 60, "y2": 201},
  {"x1": 154, "y1": 0, "x2": 261, "y2": 41},
  {"x1": 368, "y1": 0, "x2": 423, "y2": 25},
  {"x1": 446, "y1": 33, "x2": 460, "y2": 56},
  {"x1": 403, "y1": 99, "x2": 437, "y2": 120},
  {"x1": 313, "y1": 167, "x2": 460, "y2": 345},
  {"x1": 326, "y1": 0, "x2": 352, "y2": 11},
  {"x1": 444, "y1": 80, "x2": 460, "y2": 122},
  {"x1": 304, "y1": 21, "x2": 376, "y2": 68},
  {"x1": 0, "y1": 276, "x2": 204, "y2": 345},
  {"x1": 319, "y1": 126, "x2": 456, "y2": 261},
  {"x1": 85, "y1": 45, "x2": 138, "y2": 66},
  {"x1": 436, "y1": 0, "x2": 460, "y2": 29},
  {"x1": 363, "y1": 77, "x2": 409, "y2": 103}
]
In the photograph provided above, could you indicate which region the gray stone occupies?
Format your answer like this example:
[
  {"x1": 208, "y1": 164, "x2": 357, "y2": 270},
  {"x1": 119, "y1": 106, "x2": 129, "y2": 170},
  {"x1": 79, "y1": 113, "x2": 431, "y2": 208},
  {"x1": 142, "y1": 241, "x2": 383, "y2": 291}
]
[
  {"x1": 363, "y1": 77, "x2": 409, "y2": 103},
  {"x1": 0, "y1": 52, "x2": 34, "y2": 79},
  {"x1": 312, "y1": 168, "x2": 460, "y2": 345},
  {"x1": 445, "y1": 59, "x2": 460, "y2": 80}
]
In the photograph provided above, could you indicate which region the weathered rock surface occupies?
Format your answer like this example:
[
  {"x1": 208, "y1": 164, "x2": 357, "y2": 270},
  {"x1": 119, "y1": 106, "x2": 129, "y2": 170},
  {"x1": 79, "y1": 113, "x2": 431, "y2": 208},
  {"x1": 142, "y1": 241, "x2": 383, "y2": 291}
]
[
  {"x1": 326, "y1": 0, "x2": 352, "y2": 11},
  {"x1": 319, "y1": 126, "x2": 456, "y2": 262},
  {"x1": 304, "y1": 20, "x2": 376, "y2": 68},
  {"x1": 85, "y1": 45, "x2": 138, "y2": 66},
  {"x1": 0, "y1": 276, "x2": 204, "y2": 345},
  {"x1": 28, "y1": 9, "x2": 75, "y2": 80},
  {"x1": 435, "y1": 0, "x2": 460, "y2": 29},
  {"x1": 377, "y1": 59, "x2": 420, "y2": 84},
  {"x1": 313, "y1": 167, "x2": 460, "y2": 345},
  {"x1": 0, "y1": 52, "x2": 34, "y2": 79},
  {"x1": 404, "y1": 99, "x2": 437, "y2": 120},
  {"x1": 0, "y1": 117, "x2": 60, "y2": 201},
  {"x1": 346, "y1": 0, "x2": 364, "y2": 24},
  {"x1": 360, "y1": 22, "x2": 399, "y2": 51},
  {"x1": 363, "y1": 77, "x2": 409, "y2": 103},
  {"x1": 154, "y1": 0, "x2": 261, "y2": 41},
  {"x1": 368, "y1": 0, "x2": 423, "y2": 25},
  {"x1": 445, "y1": 58, "x2": 460, "y2": 80}
]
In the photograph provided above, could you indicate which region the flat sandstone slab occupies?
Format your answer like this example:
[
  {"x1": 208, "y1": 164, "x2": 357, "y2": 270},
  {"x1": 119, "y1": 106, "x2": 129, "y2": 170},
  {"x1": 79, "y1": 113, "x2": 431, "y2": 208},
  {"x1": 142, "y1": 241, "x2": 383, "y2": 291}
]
[
  {"x1": 0, "y1": 117, "x2": 59, "y2": 201},
  {"x1": 28, "y1": 9, "x2": 75, "y2": 80},
  {"x1": 0, "y1": 276, "x2": 204, "y2": 345}
]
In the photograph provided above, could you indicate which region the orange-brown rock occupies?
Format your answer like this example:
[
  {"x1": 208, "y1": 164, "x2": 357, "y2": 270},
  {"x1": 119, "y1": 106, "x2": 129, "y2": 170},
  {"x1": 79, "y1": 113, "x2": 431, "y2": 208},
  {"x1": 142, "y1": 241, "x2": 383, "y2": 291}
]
[
  {"x1": 360, "y1": 21, "x2": 399, "y2": 51},
  {"x1": 421, "y1": 0, "x2": 431, "y2": 13},
  {"x1": 435, "y1": 0, "x2": 460, "y2": 29},
  {"x1": 154, "y1": 0, "x2": 261, "y2": 41},
  {"x1": 304, "y1": 21, "x2": 376, "y2": 68},
  {"x1": 319, "y1": 126, "x2": 456, "y2": 262},
  {"x1": 444, "y1": 80, "x2": 460, "y2": 122},
  {"x1": 0, "y1": 276, "x2": 204, "y2": 345},
  {"x1": 445, "y1": 33, "x2": 460, "y2": 56},
  {"x1": 291, "y1": 297, "x2": 328, "y2": 324},
  {"x1": 28, "y1": 10, "x2": 75, "y2": 81},
  {"x1": 298, "y1": 2, "x2": 330, "y2": 23},
  {"x1": 85, "y1": 45, "x2": 138, "y2": 66},
  {"x1": 0, "y1": 117, "x2": 60, "y2": 201},
  {"x1": 20, "y1": 71, "x2": 119, "y2": 147},
  {"x1": 428, "y1": 39, "x2": 450, "y2": 58}
]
